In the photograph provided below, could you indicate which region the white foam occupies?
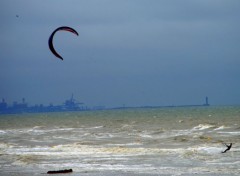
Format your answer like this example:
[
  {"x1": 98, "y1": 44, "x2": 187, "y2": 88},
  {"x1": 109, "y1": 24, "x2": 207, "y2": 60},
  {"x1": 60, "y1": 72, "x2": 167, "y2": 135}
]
[
  {"x1": 24, "y1": 127, "x2": 79, "y2": 136},
  {"x1": 32, "y1": 126, "x2": 45, "y2": 129},
  {"x1": 86, "y1": 126, "x2": 104, "y2": 129},
  {"x1": 139, "y1": 134, "x2": 153, "y2": 138},
  {"x1": 0, "y1": 130, "x2": 7, "y2": 134},
  {"x1": 192, "y1": 124, "x2": 215, "y2": 131},
  {"x1": 121, "y1": 124, "x2": 129, "y2": 128},
  {"x1": 196, "y1": 146, "x2": 222, "y2": 154},
  {"x1": 93, "y1": 133, "x2": 114, "y2": 139},
  {"x1": 214, "y1": 126, "x2": 229, "y2": 131},
  {"x1": 3, "y1": 142, "x2": 186, "y2": 158},
  {"x1": 106, "y1": 142, "x2": 142, "y2": 147},
  {"x1": 218, "y1": 131, "x2": 240, "y2": 135},
  {"x1": 0, "y1": 143, "x2": 9, "y2": 149}
]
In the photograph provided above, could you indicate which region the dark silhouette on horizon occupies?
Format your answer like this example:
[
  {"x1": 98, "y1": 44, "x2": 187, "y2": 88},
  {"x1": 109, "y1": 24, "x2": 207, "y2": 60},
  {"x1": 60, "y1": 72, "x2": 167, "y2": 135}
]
[
  {"x1": 0, "y1": 96, "x2": 209, "y2": 115},
  {"x1": 222, "y1": 143, "x2": 232, "y2": 153}
]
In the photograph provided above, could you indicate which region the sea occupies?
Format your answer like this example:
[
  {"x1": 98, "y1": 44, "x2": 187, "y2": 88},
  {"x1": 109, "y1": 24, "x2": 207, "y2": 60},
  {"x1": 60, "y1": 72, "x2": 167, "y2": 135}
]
[{"x1": 0, "y1": 106, "x2": 239, "y2": 176}]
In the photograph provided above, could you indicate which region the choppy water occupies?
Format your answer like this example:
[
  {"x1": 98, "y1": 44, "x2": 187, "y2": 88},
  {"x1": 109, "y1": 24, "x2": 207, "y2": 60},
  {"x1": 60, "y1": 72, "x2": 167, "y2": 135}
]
[{"x1": 0, "y1": 106, "x2": 239, "y2": 176}]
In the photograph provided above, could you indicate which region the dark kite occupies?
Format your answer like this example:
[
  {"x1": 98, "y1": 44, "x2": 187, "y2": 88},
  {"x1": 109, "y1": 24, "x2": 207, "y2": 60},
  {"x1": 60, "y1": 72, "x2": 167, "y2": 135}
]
[{"x1": 48, "y1": 26, "x2": 78, "y2": 60}]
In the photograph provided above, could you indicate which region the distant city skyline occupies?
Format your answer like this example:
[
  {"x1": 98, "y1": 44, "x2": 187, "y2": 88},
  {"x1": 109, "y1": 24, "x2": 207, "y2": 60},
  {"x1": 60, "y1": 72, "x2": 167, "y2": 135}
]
[
  {"x1": 1, "y1": 95, "x2": 210, "y2": 109},
  {"x1": 0, "y1": 94, "x2": 210, "y2": 115}
]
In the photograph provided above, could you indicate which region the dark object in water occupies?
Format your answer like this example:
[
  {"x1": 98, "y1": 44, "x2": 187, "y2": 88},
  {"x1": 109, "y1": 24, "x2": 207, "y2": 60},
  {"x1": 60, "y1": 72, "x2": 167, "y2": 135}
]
[
  {"x1": 47, "y1": 169, "x2": 73, "y2": 174},
  {"x1": 222, "y1": 143, "x2": 232, "y2": 153}
]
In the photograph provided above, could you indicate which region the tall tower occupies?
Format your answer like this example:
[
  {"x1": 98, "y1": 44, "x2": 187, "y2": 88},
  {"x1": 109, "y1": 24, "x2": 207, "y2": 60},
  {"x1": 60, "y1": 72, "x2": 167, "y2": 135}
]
[{"x1": 205, "y1": 96, "x2": 209, "y2": 106}]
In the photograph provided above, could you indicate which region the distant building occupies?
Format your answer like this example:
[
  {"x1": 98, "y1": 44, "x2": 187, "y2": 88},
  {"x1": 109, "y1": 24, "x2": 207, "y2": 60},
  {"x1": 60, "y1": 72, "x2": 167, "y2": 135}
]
[
  {"x1": 0, "y1": 99, "x2": 7, "y2": 110},
  {"x1": 63, "y1": 94, "x2": 84, "y2": 110},
  {"x1": 12, "y1": 98, "x2": 28, "y2": 109},
  {"x1": 204, "y1": 96, "x2": 209, "y2": 106}
]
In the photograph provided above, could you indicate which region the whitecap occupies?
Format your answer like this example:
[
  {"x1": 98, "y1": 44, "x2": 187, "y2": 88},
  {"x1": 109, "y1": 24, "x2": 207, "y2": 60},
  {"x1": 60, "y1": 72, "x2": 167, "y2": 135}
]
[
  {"x1": 121, "y1": 124, "x2": 133, "y2": 129},
  {"x1": 93, "y1": 133, "x2": 114, "y2": 138},
  {"x1": 139, "y1": 134, "x2": 153, "y2": 138},
  {"x1": 0, "y1": 130, "x2": 7, "y2": 134},
  {"x1": 32, "y1": 126, "x2": 46, "y2": 129},
  {"x1": 197, "y1": 146, "x2": 223, "y2": 154},
  {"x1": 0, "y1": 143, "x2": 9, "y2": 150},
  {"x1": 192, "y1": 124, "x2": 215, "y2": 131},
  {"x1": 213, "y1": 126, "x2": 229, "y2": 131},
  {"x1": 87, "y1": 126, "x2": 104, "y2": 129},
  {"x1": 218, "y1": 131, "x2": 240, "y2": 135},
  {"x1": 106, "y1": 142, "x2": 142, "y2": 147}
]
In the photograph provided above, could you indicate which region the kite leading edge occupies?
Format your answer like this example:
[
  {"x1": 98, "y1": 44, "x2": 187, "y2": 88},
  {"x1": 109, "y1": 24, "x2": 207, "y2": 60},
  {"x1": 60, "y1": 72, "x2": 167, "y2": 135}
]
[{"x1": 48, "y1": 26, "x2": 79, "y2": 60}]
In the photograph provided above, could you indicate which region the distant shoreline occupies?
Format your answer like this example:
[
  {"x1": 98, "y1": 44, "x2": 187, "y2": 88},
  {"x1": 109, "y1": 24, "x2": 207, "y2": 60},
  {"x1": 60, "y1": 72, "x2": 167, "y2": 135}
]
[
  {"x1": 0, "y1": 102, "x2": 210, "y2": 115},
  {"x1": 0, "y1": 95, "x2": 210, "y2": 115}
]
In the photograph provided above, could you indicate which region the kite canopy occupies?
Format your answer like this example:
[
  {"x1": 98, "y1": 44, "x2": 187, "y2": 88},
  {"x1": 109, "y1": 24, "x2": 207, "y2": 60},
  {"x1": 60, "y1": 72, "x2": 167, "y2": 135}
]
[{"x1": 48, "y1": 26, "x2": 79, "y2": 60}]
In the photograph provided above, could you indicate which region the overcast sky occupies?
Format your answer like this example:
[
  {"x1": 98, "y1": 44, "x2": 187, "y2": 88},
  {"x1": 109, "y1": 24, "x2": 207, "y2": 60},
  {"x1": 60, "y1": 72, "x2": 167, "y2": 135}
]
[{"x1": 0, "y1": 0, "x2": 240, "y2": 107}]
